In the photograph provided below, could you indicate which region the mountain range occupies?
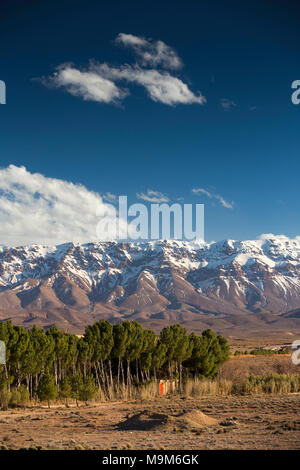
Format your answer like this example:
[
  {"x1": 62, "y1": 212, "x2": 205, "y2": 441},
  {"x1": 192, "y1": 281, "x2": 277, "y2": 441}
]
[{"x1": 1, "y1": 237, "x2": 300, "y2": 338}]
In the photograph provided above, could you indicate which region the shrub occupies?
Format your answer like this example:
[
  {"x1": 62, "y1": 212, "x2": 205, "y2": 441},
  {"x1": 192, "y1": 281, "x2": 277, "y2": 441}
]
[
  {"x1": 59, "y1": 377, "x2": 72, "y2": 406},
  {"x1": 37, "y1": 372, "x2": 58, "y2": 408},
  {"x1": 9, "y1": 387, "x2": 21, "y2": 407},
  {"x1": 0, "y1": 387, "x2": 10, "y2": 409},
  {"x1": 0, "y1": 374, "x2": 11, "y2": 409},
  {"x1": 78, "y1": 374, "x2": 98, "y2": 404},
  {"x1": 243, "y1": 373, "x2": 300, "y2": 394},
  {"x1": 19, "y1": 384, "x2": 29, "y2": 405}
]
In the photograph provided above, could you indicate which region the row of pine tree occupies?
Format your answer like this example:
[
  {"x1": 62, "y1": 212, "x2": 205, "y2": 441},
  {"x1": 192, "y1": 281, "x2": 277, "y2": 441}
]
[{"x1": 0, "y1": 320, "x2": 230, "y2": 407}]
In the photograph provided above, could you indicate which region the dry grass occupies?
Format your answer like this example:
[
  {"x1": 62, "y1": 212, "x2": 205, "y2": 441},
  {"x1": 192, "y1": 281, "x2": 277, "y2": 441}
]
[
  {"x1": 244, "y1": 373, "x2": 300, "y2": 394},
  {"x1": 184, "y1": 378, "x2": 233, "y2": 397},
  {"x1": 183, "y1": 356, "x2": 300, "y2": 398},
  {"x1": 93, "y1": 381, "x2": 160, "y2": 403},
  {"x1": 219, "y1": 356, "x2": 299, "y2": 386},
  {"x1": 1, "y1": 357, "x2": 299, "y2": 411},
  {"x1": 137, "y1": 381, "x2": 160, "y2": 401}
]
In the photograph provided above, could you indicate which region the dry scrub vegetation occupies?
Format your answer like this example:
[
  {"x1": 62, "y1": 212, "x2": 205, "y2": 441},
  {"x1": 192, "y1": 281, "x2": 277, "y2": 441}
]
[
  {"x1": 1, "y1": 356, "x2": 299, "y2": 410},
  {"x1": 0, "y1": 356, "x2": 299, "y2": 450},
  {"x1": 219, "y1": 355, "x2": 299, "y2": 384},
  {"x1": 94, "y1": 356, "x2": 300, "y2": 400}
]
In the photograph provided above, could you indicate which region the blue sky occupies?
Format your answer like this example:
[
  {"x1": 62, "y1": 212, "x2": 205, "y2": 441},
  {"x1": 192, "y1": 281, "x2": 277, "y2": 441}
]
[{"x1": 1, "y1": 0, "x2": 300, "y2": 245}]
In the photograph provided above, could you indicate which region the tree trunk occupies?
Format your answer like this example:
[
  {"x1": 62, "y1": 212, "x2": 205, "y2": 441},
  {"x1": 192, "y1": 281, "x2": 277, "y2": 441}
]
[
  {"x1": 179, "y1": 363, "x2": 182, "y2": 392},
  {"x1": 94, "y1": 365, "x2": 101, "y2": 389},
  {"x1": 30, "y1": 374, "x2": 33, "y2": 400},
  {"x1": 121, "y1": 360, "x2": 125, "y2": 387},
  {"x1": 117, "y1": 357, "x2": 121, "y2": 389},
  {"x1": 54, "y1": 361, "x2": 58, "y2": 385},
  {"x1": 127, "y1": 359, "x2": 131, "y2": 391},
  {"x1": 108, "y1": 360, "x2": 113, "y2": 388},
  {"x1": 135, "y1": 358, "x2": 139, "y2": 383}
]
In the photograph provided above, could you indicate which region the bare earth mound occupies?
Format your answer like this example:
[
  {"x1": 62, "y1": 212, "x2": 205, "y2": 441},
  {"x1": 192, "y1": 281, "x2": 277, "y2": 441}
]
[
  {"x1": 117, "y1": 409, "x2": 218, "y2": 431},
  {"x1": 174, "y1": 410, "x2": 218, "y2": 429}
]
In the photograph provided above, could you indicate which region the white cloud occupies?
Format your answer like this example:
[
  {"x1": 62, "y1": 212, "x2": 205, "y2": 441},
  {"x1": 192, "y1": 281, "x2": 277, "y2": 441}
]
[
  {"x1": 116, "y1": 33, "x2": 183, "y2": 70},
  {"x1": 93, "y1": 63, "x2": 206, "y2": 106},
  {"x1": 136, "y1": 189, "x2": 169, "y2": 203},
  {"x1": 45, "y1": 62, "x2": 205, "y2": 107},
  {"x1": 220, "y1": 98, "x2": 237, "y2": 110},
  {"x1": 45, "y1": 64, "x2": 128, "y2": 104},
  {"x1": 192, "y1": 188, "x2": 234, "y2": 209},
  {"x1": 41, "y1": 35, "x2": 206, "y2": 107},
  {"x1": 0, "y1": 165, "x2": 127, "y2": 246}
]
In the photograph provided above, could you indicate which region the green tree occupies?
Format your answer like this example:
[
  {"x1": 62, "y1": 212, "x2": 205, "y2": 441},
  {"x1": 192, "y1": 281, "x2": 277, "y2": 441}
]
[
  {"x1": 0, "y1": 369, "x2": 11, "y2": 409},
  {"x1": 140, "y1": 329, "x2": 157, "y2": 381},
  {"x1": 22, "y1": 326, "x2": 55, "y2": 398},
  {"x1": 78, "y1": 374, "x2": 98, "y2": 404},
  {"x1": 84, "y1": 320, "x2": 114, "y2": 392},
  {"x1": 151, "y1": 343, "x2": 167, "y2": 381},
  {"x1": 70, "y1": 370, "x2": 83, "y2": 406},
  {"x1": 77, "y1": 338, "x2": 91, "y2": 378},
  {"x1": 46, "y1": 326, "x2": 69, "y2": 384},
  {"x1": 160, "y1": 324, "x2": 192, "y2": 383},
  {"x1": 9, "y1": 326, "x2": 29, "y2": 389},
  {"x1": 37, "y1": 372, "x2": 58, "y2": 408},
  {"x1": 123, "y1": 321, "x2": 144, "y2": 389},
  {"x1": 60, "y1": 376, "x2": 72, "y2": 407},
  {"x1": 0, "y1": 321, "x2": 20, "y2": 391},
  {"x1": 185, "y1": 330, "x2": 230, "y2": 377},
  {"x1": 112, "y1": 323, "x2": 128, "y2": 388}
]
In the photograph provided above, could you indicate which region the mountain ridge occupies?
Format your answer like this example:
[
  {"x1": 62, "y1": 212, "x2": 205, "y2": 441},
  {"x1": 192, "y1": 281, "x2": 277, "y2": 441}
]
[{"x1": 1, "y1": 237, "x2": 300, "y2": 337}]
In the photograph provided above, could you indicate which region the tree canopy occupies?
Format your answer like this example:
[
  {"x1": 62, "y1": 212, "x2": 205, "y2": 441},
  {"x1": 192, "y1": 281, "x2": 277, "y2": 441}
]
[{"x1": 0, "y1": 320, "x2": 230, "y2": 407}]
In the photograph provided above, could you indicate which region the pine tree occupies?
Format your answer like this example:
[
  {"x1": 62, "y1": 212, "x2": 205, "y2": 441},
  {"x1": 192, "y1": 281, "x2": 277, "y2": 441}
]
[
  {"x1": 37, "y1": 372, "x2": 58, "y2": 408},
  {"x1": 0, "y1": 319, "x2": 230, "y2": 405},
  {"x1": 78, "y1": 374, "x2": 98, "y2": 404},
  {"x1": 184, "y1": 330, "x2": 230, "y2": 378},
  {"x1": 123, "y1": 321, "x2": 144, "y2": 390},
  {"x1": 151, "y1": 343, "x2": 167, "y2": 381},
  {"x1": 70, "y1": 370, "x2": 83, "y2": 407},
  {"x1": 112, "y1": 323, "x2": 128, "y2": 389},
  {"x1": 140, "y1": 329, "x2": 157, "y2": 381},
  {"x1": 60, "y1": 377, "x2": 72, "y2": 407},
  {"x1": 160, "y1": 324, "x2": 191, "y2": 382}
]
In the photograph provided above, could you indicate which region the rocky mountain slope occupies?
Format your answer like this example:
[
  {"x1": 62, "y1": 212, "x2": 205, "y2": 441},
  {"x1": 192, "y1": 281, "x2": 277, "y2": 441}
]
[{"x1": 1, "y1": 237, "x2": 300, "y2": 336}]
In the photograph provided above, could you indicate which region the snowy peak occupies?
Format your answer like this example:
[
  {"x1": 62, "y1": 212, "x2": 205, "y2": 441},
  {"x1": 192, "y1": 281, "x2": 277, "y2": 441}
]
[{"x1": 0, "y1": 237, "x2": 300, "y2": 333}]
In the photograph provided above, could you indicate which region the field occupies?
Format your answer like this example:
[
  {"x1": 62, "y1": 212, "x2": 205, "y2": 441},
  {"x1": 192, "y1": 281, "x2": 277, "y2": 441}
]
[
  {"x1": 0, "y1": 356, "x2": 299, "y2": 450},
  {"x1": 0, "y1": 394, "x2": 299, "y2": 450}
]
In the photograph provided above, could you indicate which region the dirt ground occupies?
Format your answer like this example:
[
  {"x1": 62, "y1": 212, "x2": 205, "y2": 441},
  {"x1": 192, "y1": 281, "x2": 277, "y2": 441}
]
[{"x1": 0, "y1": 394, "x2": 299, "y2": 450}]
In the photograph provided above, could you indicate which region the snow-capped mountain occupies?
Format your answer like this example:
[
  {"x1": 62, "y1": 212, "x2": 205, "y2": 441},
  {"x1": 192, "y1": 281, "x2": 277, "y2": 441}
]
[{"x1": 1, "y1": 237, "x2": 300, "y2": 335}]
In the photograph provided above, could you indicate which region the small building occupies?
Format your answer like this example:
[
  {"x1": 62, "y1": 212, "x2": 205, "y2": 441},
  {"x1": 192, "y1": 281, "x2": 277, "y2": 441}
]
[{"x1": 158, "y1": 379, "x2": 178, "y2": 395}]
